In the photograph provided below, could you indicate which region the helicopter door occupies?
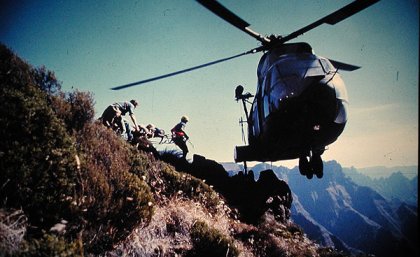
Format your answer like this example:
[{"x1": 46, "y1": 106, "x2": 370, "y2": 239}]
[
  {"x1": 251, "y1": 99, "x2": 261, "y2": 138},
  {"x1": 262, "y1": 72, "x2": 272, "y2": 119}
]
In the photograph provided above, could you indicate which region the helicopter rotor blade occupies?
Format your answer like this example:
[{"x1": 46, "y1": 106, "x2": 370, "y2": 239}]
[
  {"x1": 329, "y1": 59, "x2": 360, "y2": 71},
  {"x1": 111, "y1": 51, "x2": 253, "y2": 90},
  {"x1": 196, "y1": 0, "x2": 269, "y2": 44},
  {"x1": 279, "y1": 0, "x2": 380, "y2": 44}
]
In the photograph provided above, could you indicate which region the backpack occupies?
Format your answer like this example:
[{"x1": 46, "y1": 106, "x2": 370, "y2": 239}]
[{"x1": 171, "y1": 126, "x2": 185, "y2": 138}]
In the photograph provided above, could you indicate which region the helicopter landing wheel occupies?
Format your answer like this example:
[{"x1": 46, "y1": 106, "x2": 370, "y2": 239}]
[
  {"x1": 299, "y1": 154, "x2": 323, "y2": 179},
  {"x1": 311, "y1": 154, "x2": 323, "y2": 179},
  {"x1": 299, "y1": 156, "x2": 311, "y2": 176}
]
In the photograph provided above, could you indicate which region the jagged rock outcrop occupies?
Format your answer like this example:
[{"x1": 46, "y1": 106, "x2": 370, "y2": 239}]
[{"x1": 160, "y1": 154, "x2": 293, "y2": 224}]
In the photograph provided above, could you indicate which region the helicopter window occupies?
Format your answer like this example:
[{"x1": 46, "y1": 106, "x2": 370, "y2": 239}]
[
  {"x1": 333, "y1": 75, "x2": 348, "y2": 101},
  {"x1": 274, "y1": 58, "x2": 324, "y2": 81},
  {"x1": 334, "y1": 99, "x2": 348, "y2": 124},
  {"x1": 319, "y1": 59, "x2": 334, "y2": 73},
  {"x1": 302, "y1": 63, "x2": 325, "y2": 77},
  {"x1": 263, "y1": 57, "x2": 327, "y2": 112},
  {"x1": 261, "y1": 74, "x2": 274, "y2": 118},
  {"x1": 265, "y1": 64, "x2": 300, "y2": 111},
  {"x1": 263, "y1": 72, "x2": 272, "y2": 94},
  {"x1": 252, "y1": 102, "x2": 261, "y2": 137},
  {"x1": 263, "y1": 95, "x2": 270, "y2": 118}
]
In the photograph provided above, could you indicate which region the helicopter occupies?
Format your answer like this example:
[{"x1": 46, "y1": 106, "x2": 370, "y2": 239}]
[{"x1": 112, "y1": 0, "x2": 379, "y2": 179}]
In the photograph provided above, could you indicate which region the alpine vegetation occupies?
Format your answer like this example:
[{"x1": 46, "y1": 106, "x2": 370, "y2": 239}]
[{"x1": 1, "y1": 43, "x2": 359, "y2": 256}]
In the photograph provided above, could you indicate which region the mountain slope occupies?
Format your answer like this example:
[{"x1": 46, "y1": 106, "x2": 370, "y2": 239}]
[
  {"x1": 268, "y1": 162, "x2": 417, "y2": 257},
  {"x1": 291, "y1": 193, "x2": 356, "y2": 254},
  {"x1": 1, "y1": 43, "x2": 348, "y2": 257},
  {"x1": 344, "y1": 167, "x2": 418, "y2": 205}
]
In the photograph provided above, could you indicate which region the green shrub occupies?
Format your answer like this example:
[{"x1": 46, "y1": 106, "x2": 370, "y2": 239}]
[
  {"x1": 0, "y1": 44, "x2": 154, "y2": 255},
  {"x1": 75, "y1": 123, "x2": 154, "y2": 253},
  {"x1": 128, "y1": 148, "x2": 154, "y2": 178},
  {"x1": 17, "y1": 233, "x2": 83, "y2": 257},
  {"x1": 0, "y1": 44, "x2": 80, "y2": 229},
  {"x1": 188, "y1": 221, "x2": 239, "y2": 257},
  {"x1": 49, "y1": 90, "x2": 95, "y2": 133},
  {"x1": 32, "y1": 65, "x2": 62, "y2": 95},
  {"x1": 150, "y1": 161, "x2": 221, "y2": 211}
]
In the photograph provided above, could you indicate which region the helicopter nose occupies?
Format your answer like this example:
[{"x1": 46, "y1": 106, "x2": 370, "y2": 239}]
[{"x1": 306, "y1": 82, "x2": 338, "y2": 125}]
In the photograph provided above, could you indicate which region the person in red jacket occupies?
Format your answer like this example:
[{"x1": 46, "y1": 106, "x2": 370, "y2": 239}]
[{"x1": 171, "y1": 115, "x2": 190, "y2": 159}]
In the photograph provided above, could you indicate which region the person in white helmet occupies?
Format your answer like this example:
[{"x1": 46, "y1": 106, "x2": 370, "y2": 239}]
[{"x1": 171, "y1": 115, "x2": 190, "y2": 159}]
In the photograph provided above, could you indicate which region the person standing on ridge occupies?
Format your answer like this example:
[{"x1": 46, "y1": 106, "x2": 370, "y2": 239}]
[{"x1": 171, "y1": 115, "x2": 190, "y2": 159}]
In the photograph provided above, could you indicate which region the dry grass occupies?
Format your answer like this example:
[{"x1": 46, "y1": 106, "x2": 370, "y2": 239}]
[
  {"x1": 105, "y1": 197, "x2": 326, "y2": 257},
  {"x1": 0, "y1": 209, "x2": 27, "y2": 255},
  {"x1": 106, "y1": 196, "x2": 248, "y2": 257},
  {"x1": 258, "y1": 214, "x2": 320, "y2": 257}
]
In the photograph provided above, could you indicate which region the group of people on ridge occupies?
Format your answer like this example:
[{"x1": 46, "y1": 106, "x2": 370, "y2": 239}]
[{"x1": 100, "y1": 99, "x2": 190, "y2": 159}]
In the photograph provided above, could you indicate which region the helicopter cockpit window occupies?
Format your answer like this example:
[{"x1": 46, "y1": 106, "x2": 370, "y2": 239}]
[
  {"x1": 264, "y1": 57, "x2": 326, "y2": 112},
  {"x1": 333, "y1": 74, "x2": 348, "y2": 101},
  {"x1": 319, "y1": 59, "x2": 334, "y2": 73},
  {"x1": 275, "y1": 57, "x2": 324, "y2": 82},
  {"x1": 335, "y1": 99, "x2": 348, "y2": 124},
  {"x1": 300, "y1": 61, "x2": 325, "y2": 78},
  {"x1": 333, "y1": 73, "x2": 349, "y2": 124},
  {"x1": 262, "y1": 73, "x2": 273, "y2": 118}
]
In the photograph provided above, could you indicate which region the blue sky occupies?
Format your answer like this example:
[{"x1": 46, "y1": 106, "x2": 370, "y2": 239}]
[{"x1": 1, "y1": 0, "x2": 418, "y2": 169}]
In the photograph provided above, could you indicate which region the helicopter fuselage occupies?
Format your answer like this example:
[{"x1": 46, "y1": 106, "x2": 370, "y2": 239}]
[{"x1": 235, "y1": 43, "x2": 348, "y2": 163}]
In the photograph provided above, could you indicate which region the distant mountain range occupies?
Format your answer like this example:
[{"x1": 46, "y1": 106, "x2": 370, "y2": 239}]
[
  {"x1": 343, "y1": 166, "x2": 418, "y2": 206},
  {"x1": 222, "y1": 161, "x2": 418, "y2": 257},
  {"x1": 350, "y1": 166, "x2": 418, "y2": 179}
]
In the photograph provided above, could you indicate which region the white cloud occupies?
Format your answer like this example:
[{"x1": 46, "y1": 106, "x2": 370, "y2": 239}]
[
  {"x1": 350, "y1": 104, "x2": 397, "y2": 116},
  {"x1": 325, "y1": 124, "x2": 418, "y2": 168}
]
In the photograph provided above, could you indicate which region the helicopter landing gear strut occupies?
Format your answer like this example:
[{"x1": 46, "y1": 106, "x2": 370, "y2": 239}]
[{"x1": 299, "y1": 151, "x2": 323, "y2": 179}]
